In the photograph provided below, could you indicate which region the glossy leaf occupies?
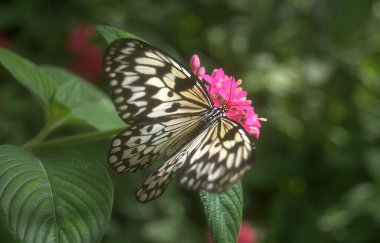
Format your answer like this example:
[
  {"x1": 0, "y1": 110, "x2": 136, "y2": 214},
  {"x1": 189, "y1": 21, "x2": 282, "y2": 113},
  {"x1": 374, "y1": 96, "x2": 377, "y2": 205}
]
[
  {"x1": 42, "y1": 66, "x2": 125, "y2": 131},
  {"x1": 54, "y1": 79, "x2": 82, "y2": 108},
  {"x1": 200, "y1": 183, "x2": 243, "y2": 243},
  {"x1": 96, "y1": 25, "x2": 145, "y2": 44},
  {"x1": 0, "y1": 145, "x2": 113, "y2": 243},
  {"x1": 0, "y1": 47, "x2": 58, "y2": 110}
]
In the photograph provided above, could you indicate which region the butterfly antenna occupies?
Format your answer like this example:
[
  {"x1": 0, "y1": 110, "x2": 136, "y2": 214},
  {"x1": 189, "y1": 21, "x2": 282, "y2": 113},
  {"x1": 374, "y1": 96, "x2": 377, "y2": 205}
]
[
  {"x1": 228, "y1": 78, "x2": 233, "y2": 104},
  {"x1": 227, "y1": 78, "x2": 244, "y2": 105}
]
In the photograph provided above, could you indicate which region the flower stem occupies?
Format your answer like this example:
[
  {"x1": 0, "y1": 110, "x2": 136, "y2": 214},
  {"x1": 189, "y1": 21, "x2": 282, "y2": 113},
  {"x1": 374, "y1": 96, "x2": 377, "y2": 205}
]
[{"x1": 26, "y1": 127, "x2": 125, "y2": 152}]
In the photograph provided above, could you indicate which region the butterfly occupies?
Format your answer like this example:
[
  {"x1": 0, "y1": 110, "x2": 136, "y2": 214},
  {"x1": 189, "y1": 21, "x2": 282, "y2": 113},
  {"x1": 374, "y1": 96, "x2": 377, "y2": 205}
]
[{"x1": 103, "y1": 38, "x2": 254, "y2": 203}]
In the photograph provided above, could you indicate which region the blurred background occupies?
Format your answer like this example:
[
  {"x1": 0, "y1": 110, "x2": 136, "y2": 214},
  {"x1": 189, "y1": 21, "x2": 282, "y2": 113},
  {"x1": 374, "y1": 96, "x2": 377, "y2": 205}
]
[{"x1": 1, "y1": 0, "x2": 380, "y2": 242}]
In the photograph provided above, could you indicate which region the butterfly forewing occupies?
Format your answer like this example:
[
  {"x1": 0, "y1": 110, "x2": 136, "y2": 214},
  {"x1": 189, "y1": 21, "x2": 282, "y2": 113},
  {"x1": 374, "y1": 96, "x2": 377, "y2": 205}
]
[
  {"x1": 135, "y1": 118, "x2": 253, "y2": 202},
  {"x1": 104, "y1": 39, "x2": 213, "y2": 124}
]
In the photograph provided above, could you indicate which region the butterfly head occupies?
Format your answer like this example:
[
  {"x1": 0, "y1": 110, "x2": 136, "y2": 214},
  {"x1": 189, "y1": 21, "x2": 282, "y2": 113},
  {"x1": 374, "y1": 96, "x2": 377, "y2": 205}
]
[{"x1": 220, "y1": 104, "x2": 229, "y2": 116}]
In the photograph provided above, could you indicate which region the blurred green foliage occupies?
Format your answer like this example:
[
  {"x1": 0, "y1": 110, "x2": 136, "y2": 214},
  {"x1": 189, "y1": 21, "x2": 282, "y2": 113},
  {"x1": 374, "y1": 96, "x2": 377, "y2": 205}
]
[{"x1": 1, "y1": 0, "x2": 379, "y2": 242}]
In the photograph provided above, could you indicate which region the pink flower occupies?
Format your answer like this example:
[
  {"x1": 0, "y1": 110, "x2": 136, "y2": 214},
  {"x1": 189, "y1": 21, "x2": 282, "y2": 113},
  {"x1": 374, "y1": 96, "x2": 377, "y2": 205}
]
[
  {"x1": 66, "y1": 24, "x2": 102, "y2": 81},
  {"x1": 190, "y1": 55, "x2": 265, "y2": 138}
]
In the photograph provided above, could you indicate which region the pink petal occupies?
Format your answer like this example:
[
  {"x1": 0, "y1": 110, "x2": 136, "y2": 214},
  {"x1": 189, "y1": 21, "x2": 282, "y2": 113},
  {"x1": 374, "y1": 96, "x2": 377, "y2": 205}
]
[
  {"x1": 190, "y1": 55, "x2": 200, "y2": 73},
  {"x1": 198, "y1": 67, "x2": 206, "y2": 77},
  {"x1": 189, "y1": 55, "x2": 265, "y2": 138},
  {"x1": 202, "y1": 74, "x2": 216, "y2": 84}
]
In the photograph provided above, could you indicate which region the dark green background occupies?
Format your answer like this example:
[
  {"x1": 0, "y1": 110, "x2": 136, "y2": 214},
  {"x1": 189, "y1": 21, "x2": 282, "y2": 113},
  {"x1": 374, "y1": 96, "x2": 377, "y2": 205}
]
[{"x1": 1, "y1": 0, "x2": 379, "y2": 242}]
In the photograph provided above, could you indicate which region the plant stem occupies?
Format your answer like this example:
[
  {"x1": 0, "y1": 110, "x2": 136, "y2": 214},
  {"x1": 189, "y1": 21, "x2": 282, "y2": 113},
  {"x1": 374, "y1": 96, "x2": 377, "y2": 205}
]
[
  {"x1": 23, "y1": 117, "x2": 68, "y2": 150},
  {"x1": 27, "y1": 127, "x2": 124, "y2": 152},
  {"x1": 22, "y1": 123, "x2": 51, "y2": 148}
]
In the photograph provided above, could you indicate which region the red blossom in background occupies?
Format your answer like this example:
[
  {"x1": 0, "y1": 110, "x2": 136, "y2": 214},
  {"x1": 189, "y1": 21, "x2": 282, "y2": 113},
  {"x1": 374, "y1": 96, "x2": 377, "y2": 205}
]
[
  {"x1": 206, "y1": 221, "x2": 258, "y2": 243},
  {"x1": 238, "y1": 222, "x2": 258, "y2": 243},
  {"x1": 0, "y1": 34, "x2": 10, "y2": 48},
  {"x1": 190, "y1": 55, "x2": 266, "y2": 138},
  {"x1": 66, "y1": 24, "x2": 102, "y2": 81}
]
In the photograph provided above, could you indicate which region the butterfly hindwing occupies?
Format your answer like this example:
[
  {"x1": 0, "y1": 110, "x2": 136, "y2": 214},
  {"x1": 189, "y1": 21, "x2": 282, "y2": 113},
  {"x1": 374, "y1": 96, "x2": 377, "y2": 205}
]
[
  {"x1": 108, "y1": 115, "x2": 206, "y2": 173},
  {"x1": 179, "y1": 118, "x2": 253, "y2": 192},
  {"x1": 104, "y1": 39, "x2": 213, "y2": 124},
  {"x1": 135, "y1": 150, "x2": 187, "y2": 202},
  {"x1": 135, "y1": 118, "x2": 253, "y2": 202}
]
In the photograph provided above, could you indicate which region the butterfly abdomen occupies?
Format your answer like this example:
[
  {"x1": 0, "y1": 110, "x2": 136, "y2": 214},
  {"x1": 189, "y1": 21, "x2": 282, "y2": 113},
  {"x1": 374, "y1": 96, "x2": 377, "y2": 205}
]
[
  {"x1": 164, "y1": 105, "x2": 227, "y2": 159},
  {"x1": 163, "y1": 114, "x2": 211, "y2": 159}
]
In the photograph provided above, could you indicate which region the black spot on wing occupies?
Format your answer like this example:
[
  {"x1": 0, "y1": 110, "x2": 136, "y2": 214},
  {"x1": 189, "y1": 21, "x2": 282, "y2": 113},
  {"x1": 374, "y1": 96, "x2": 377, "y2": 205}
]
[
  {"x1": 224, "y1": 126, "x2": 238, "y2": 140},
  {"x1": 165, "y1": 103, "x2": 181, "y2": 112},
  {"x1": 146, "y1": 126, "x2": 153, "y2": 132},
  {"x1": 174, "y1": 77, "x2": 197, "y2": 91},
  {"x1": 145, "y1": 84, "x2": 160, "y2": 94}
]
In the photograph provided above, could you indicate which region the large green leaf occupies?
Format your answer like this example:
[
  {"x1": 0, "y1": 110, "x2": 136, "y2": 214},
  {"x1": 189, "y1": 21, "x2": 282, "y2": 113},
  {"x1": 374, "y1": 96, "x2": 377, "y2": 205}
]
[
  {"x1": 53, "y1": 79, "x2": 82, "y2": 108},
  {"x1": 42, "y1": 66, "x2": 125, "y2": 131},
  {"x1": 0, "y1": 145, "x2": 113, "y2": 243},
  {"x1": 0, "y1": 48, "x2": 58, "y2": 110},
  {"x1": 96, "y1": 25, "x2": 145, "y2": 44},
  {"x1": 0, "y1": 48, "x2": 124, "y2": 131},
  {"x1": 200, "y1": 183, "x2": 243, "y2": 243},
  {"x1": 41, "y1": 66, "x2": 106, "y2": 102}
]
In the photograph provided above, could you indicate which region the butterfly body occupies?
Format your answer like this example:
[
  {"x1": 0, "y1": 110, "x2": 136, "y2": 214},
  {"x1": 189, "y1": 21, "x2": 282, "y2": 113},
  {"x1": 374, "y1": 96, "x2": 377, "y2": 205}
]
[
  {"x1": 204, "y1": 105, "x2": 227, "y2": 123},
  {"x1": 104, "y1": 38, "x2": 254, "y2": 202}
]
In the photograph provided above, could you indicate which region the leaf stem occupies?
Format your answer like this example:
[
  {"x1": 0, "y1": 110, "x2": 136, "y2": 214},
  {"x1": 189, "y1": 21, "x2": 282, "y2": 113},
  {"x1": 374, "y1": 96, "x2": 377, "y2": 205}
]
[
  {"x1": 22, "y1": 117, "x2": 67, "y2": 150},
  {"x1": 26, "y1": 127, "x2": 125, "y2": 152}
]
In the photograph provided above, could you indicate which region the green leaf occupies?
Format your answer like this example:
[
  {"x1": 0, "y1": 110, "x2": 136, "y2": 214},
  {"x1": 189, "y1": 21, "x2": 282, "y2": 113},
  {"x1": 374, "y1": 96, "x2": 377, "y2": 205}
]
[
  {"x1": 0, "y1": 48, "x2": 58, "y2": 110},
  {"x1": 0, "y1": 145, "x2": 113, "y2": 243},
  {"x1": 41, "y1": 66, "x2": 106, "y2": 101},
  {"x1": 200, "y1": 183, "x2": 243, "y2": 243},
  {"x1": 0, "y1": 48, "x2": 124, "y2": 131},
  {"x1": 54, "y1": 79, "x2": 82, "y2": 108},
  {"x1": 70, "y1": 100, "x2": 125, "y2": 131},
  {"x1": 42, "y1": 66, "x2": 125, "y2": 131},
  {"x1": 96, "y1": 25, "x2": 145, "y2": 44}
]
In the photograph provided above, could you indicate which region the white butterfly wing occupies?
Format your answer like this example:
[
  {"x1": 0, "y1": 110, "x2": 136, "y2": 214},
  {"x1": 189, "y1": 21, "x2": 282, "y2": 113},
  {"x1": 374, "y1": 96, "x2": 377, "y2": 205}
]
[
  {"x1": 108, "y1": 116, "x2": 205, "y2": 173},
  {"x1": 135, "y1": 118, "x2": 253, "y2": 202},
  {"x1": 104, "y1": 39, "x2": 215, "y2": 173},
  {"x1": 104, "y1": 39, "x2": 213, "y2": 124}
]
